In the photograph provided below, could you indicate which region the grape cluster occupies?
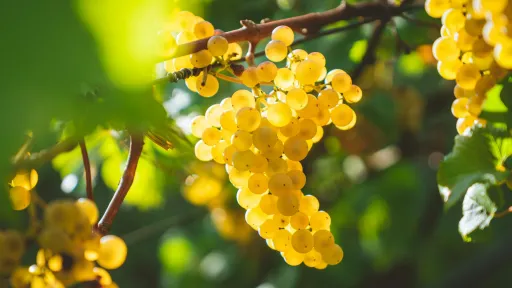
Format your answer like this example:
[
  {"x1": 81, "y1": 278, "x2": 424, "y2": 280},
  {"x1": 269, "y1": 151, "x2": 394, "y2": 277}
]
[
  {"x1": 9, "y1": 169, "x2": 38, "y2": 211},
  {"x1": 189, "y1": 25, "x2": 360, "y2": 267},
  {"x1": 158, "y1": 11, "x2": 242, "y2": 97},
  {"x1": 425, "y1": 0, "x2": 510, "y2": 134},
  {"x1": 3, "y1": 199, "x2": 125, "y2": 287},
  {"x1": 183, "y1": 162, "x2": 252, "y2": 243}
]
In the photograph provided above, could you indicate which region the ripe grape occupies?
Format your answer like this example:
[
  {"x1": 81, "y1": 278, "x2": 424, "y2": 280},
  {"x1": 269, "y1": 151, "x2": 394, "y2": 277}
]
[
  {"x1": 195, "y1": 140, "x2": 213, "y2": 161},
  {"x1": 248, "y1": 173, "x2": 269, "y2": 194},
  {"x1": 97, "y1": 235, "x2": 127, "y2": 270},
  {"x1": 202, "y1": 127, "x2": 222, "y2": 146},
  {"x1": 259, "y1": 194, "x2": 278, "y2": 215},
  {"x1": 291, "y1": 229, "x2": 314, "y2": 253},
  {"x1": 196, "y1": 74, "x2": 219, "y2": 97},
  {"x1": 75, "y1": 198, "x2": 99, "y2": 225},
  {"x1": 282, "y1": 247, "x2": 304, "y2": 266},
  {"x1": 194, "y1": 21, "x2": 214, "y2": 39},
  {"x1": 272, "y1": 25, "x2": 294, "y2": 46},
  {"x1": 310, "y1": 211, "x2": 331, "y2": 231},
  {"x1": 277, "y1": 194, "x2": 300, "y2": 216},
  {"x1": 290, "y1": 212, "x2": 309, "y2": 230},
  {"x1": 256, "y1": 61, "x2": 278, "y2": 82},
  {"x1": 265, "y1": 40, "x2": 288, "y2": 62},
  {"x1": 253, "y1": 126, "x2": 278, "y2": 150},
  {"x1": 321, "y1": 244, "x2": 344, "y2": 265},
  {"x1": 236, "y1": 107, "x2": 261, "y2": 132},
  {"x1": 268, "y1": 173, "x2": 293, "y2": 196},
  {"x1": 287, "y1": 170, "x2": 306, "y2": 190},
  {"x1": 267, "y1": 103, "x2": 292, "y2": 127},
  {"x1": 259, "y1": 219, "x2": 278, "y2": 239},
  {"x1": 9, "y1": 186, "x2": 30, "y2": 210},
  {"x1": 231, "y1": 89, "x2": 256, "y2": 111},
  {"x1": 283, "y1": 136, "x2": 308, "y2": 161},
  {"x1": 286, "y1": 88, "x2": 309, "y2": 110},
  {"x1": 207, "y1": 36, "x2": 228, "y2": 56},
  {"x1": 273, "y1": 229, "x2": 292, "y2": 252},
  {"x1": 274, "y1": 68, "x2": 295, "y2": 89},
  {"x1": 241, "y1": 67, "x2": 260, "y2": 87},
  {"x1": 237, "y1": 187, "x2": 261, "y2": 210}
]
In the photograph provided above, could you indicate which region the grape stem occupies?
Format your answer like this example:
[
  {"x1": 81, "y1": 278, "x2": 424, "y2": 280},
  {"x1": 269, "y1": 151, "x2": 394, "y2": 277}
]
[
  {"x1": 79, "y1": 139, "x2": 94, "y2": 201},
  {"x1": 156, "y1": 1, "x2": 421, "y2": 63},
  {"x1": 494, "y1": 206, "x2": 512, "y2": 218},
  {"x1": 13, "y1": 137, "x2": 79, "y2": 171},
  {"x1": 96, "y1": 133, "x2": 144, "y2": 235}
]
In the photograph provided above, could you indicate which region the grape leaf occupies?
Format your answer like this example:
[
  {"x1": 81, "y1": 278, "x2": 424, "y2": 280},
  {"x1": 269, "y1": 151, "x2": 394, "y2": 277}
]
[
  {"x1": 437, "y1": 127, "x2": 511, "y2": 209},
  {"x1": 459, "y1": 183, "x2": 497, "y2": 241}
]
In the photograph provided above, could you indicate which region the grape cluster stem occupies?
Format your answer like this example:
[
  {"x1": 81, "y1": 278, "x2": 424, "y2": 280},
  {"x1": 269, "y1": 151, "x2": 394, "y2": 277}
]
[{"x1": 79, "y1": 139, "x2": 94, "y2": 201}]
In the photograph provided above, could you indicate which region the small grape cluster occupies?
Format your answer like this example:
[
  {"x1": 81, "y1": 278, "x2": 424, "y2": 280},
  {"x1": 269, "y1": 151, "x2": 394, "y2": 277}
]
[
  {"x1": 159, "y1": 11, "x2": 243, "y2": 97},
  {"x1": 2, "y1": 198, "x2": 126, "y2": 288},
  {"x1": 9, "y1": 169, "x2": 38, "y2": 211},
  {"x1": 183, "y1": 162, "x2": 252, "y2": 243},
  {"x1": 188, "y1": 24, "x2": 361, "y2": 267},
  {"x1": 425, "y1": 0, "x2": 510, "y2": 134}
]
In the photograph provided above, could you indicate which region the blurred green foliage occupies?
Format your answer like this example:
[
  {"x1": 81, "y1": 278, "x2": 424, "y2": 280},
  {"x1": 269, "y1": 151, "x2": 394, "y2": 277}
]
[{"x1": 2, "y1": 0, "x2": 512, "y2": 288}]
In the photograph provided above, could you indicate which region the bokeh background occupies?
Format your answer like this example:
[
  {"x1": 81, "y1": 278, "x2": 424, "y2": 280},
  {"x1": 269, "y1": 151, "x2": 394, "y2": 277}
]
[{"x1": 2, "y1": 0, "x2": 512, "y2": 287}]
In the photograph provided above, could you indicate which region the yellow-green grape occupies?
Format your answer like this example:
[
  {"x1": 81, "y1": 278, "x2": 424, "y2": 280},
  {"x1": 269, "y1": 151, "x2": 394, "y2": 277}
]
[
  {"x1": 173, "y1": 55, "x2": 193, "y2": 70},
  {"x1": 313, "y1": 230, "x2": 335, "y2": 254},
  {"x1": 494, "y1": 43, "x2": 512, "y2": 69},
  {"x1": 232, "y1": 150, "x2": 255, "y2": 171},
  {"x1": 440, "y1": 25, "x2": 450, "y2": 37},
  {"x1": 460, "y1": 52, "x2": 472, "y2": 64},
  {"x1": 483, "y1": 21, "x2": 505, "y2": 46},
  {"x1": 261, "y1": 140, "x2": 284, "y2": 159},
  {"x1": 272, "y1": 229, "x2": 292, "y2": 251},
  {"x1": 273, "y1": 213, "x2": 291, "y2": 228},
  {"x1": 202, "y1": 127, "x2": 222, "y2": 146},
  {"x1": 310, "y1": 211, "x2": 331, "y2": 231},
  {"x1": 304, "y1": 249, "x2": 323, "y2": 268},
  {"x1": 176, "y1": 30, "x2": 196, "y2": 44},
  {"x1": 287, "y1": 160, "x2": 303, "y2": 171},
  {"x1": 231, "y1": 130, "x2": 252, "y2": 151},
  {"x1": 312, "y1": 126, "x2": 324, "y2": 143},
  {"x1": 277, "y1": 194, "x2": 300, "y2": 216},
  {"x1": 229, "y1": 167, "x2": 251, "y2": 188},
  {"x1": 38, "y1": 227, "x2": 72, "y2": 253},
  {"x1": 241, "y1": 66, "x2": 260, "y2": 88},
  {"x1": 343, "y1": 85, "x2": 363, "y2": 103},
  {"x1": 231, "y1": 89, "x2": 256, "y2": 111},
  {"x1": 207, "y1": 36, "x2": 228, "y2": 56},
  {"x1": 195, "y1": 140, "x2": 213, "y2": 161},
  {"x1": 193, "y1": 21, "x2": 214, "y2": 39},
  {"x1": 432, "y1": 37, "x2": 460, "y2": 62},
  {"x1": 286, "y1": 88, "x2": 309, "y2": 110},
  {"x1": 206, "y1": 104, "x2": 223, "y2": 127},
  {"x1": 474, "y1": 74, "x2": 497, "y2": 97},
  {"x1": 475, "y1": 0, "x2": 507, "y2": 14},
  {"x1": 190, "y1": 50, "x2": 213, "y2": 68},
  {"x1": 454, "y1": 29, "x2": 477, "y2": 51},
  {"x1": 295, "y1": 60, "x2": 323, "y2": 85},
  {"x1": 253, "y1": 126, "x2": 278, "y2": 150},
  {"x1": 185, "y1": 76, "x2": 198, "y2": 92},
  {"x1": 224, "y1": 43, "x2": 243, "y2": 60},
  {"x1": 437, "y1": 59, "x2": 463, "y2": 80},
  {"x1": 191, "y1": 116, "x2": 209, "y2": 138},
  {"x1": 330, "y1": 71, "x2": 353, "y2": 94},
  {"x1": 441, "y1": 8, "x2": 465, "y2": 34},
  {"x1": 275, "y1": 68, "x2": 295, "y2": 89},
  {"x1": 472, "y1": 39, "x2": 493, "y2": 58},
  {"x1": 283, "y1": 136, "x2": 308, "y2": 162},
  {"x1": 287, "y1": 170, "x2": 306, "y2": 190},
  {"x1": 456, "y1": 116, "x2": 476, "y2": 135},
  {"x1": 454, "y1": 85, "x2": 469, "y2": 99},
  {"x1": 265, "y1": 40, "x2": 288, "y2": 62},
  {"x1": 251, "y1": 153, "x2": 269, "y2": 173},
  {"x1": 94, "y1": 267, "x2": 113, "y2": 286},
  {"x1": 220, "y1": 111, "x2": 237, "y2": 132},
  {"x1": 318, "y1": 89, "x2": 339, "y2": 109},
  {"x1": 196, "y1": 74, "x2": 219, "y2": 97},
  {"x1": 236, "y1": 107, "x2": 261, "y2": 132},
  {"x1": 291, "y1": 229, "x2": 314, "y2": 253},
  {"x1": 297, "y1": 94, "x2": 320, "y2": 119},
  {"x1": 321, "y1": 244, "x2": 344, "y2": 265},
  {"x1": 307, "y1": 52, "x2": 326, "y2": 67},
  {"x1": 48, "y1": 255, "x2": 63, "y2": 272},
  {"x1": 9, "y1": 186, "x2": 30, "y2": 210},
  {"x1": 424, "y1": 0, "x2": 451, "y2": 18},
  {"x1": 297, "y1": 119, "x2": 317, "y2": 140},
  {"x1": 72, "y1": 259, "x2": 96, "y2": 282},
  {"x1": 212, "y1": 140, "x2": 229, "y2": 164},
  {"x1": 256, "y1": 61, "x2": 278, "y2": 82},
  {"x1": 281, "y1": 118, "x2": 300, "y2": 137},
  {"x1": 221, "y1": 129, "x2": 233, "y2": 144},
  {"x1": 174, "y1": 11, "x2": 198, "y2": 31},
  {"x1": 266, "y1": 157, "x2": 288, "y2": 176},
  {"x1": 456, "y1": 63, "x2": 482, "y2": 90},
  {"x1": 313, "y1": 106, "x2": 330, "y2": 126},
  {"x1": 267, "y1": 238, "x2": 276, "y2": 250},
  {"x1": 259, "y1": 219, "x2": 279, "y2": 239},
  {"x1": 289, "y1": 48, "x2": 308, "y2": 61},
  {"x1": 237, "y1": 187, "x2": 261, "y2": 210},
  {"x1": 259, "y1": 117, "x2": 279, "y2": 131},
  {"x1": 75, "y1": 198, "x2": 99, "y2": 225},
  {"x1": 97, "y1": 235, "x2": 127, "y2": 270},
  {"x1": 467, "y1": 96, "x2": 484, "y2": 116},
  {"x1": 259, "y1": 194, "x2": 278, "y2": 215},
  {"x1": 220, "y1": 97, "x2": 233, "y2": 111},
  {"x1": 331, "y1": 104, "x2": 356, "y2": 129},
  {"x1": 12, "y1": 169, "x2": 38, "y2": 190},
  {"x1": 267, "y1": 102, "x2": 293, "y2": 127},
  {"x1": 465, "y1": 15, "x2": 486, "y2": 36},
  {"x1": 272, "y1": 25, "x2": 294, "y2": 46},
  {"x1": 248, "y1": 173, "x2": 269, "y2": 194},
  {"x1": 282, "y1": 247, "x2": 304, "y2": 266},
  {"x1": 290, "y1": 212, "x2": 309, "y2": 230},
  {"x1": 268, "y1": 173, "x2": 293, "y2": 196},
  {"x1": 317, "y1": 67, "x2": 327, "y2": 82},
  {"x1": 473, "y1": 53, "x2": 494, "y2": 71},
  {"x1": 245, "y1": 206, "x2": 269, "y2": 230},
  {"x1": 324, "y1": 69, "x2": 341, "y2": 83},
  {"x1": 157, "y1": 30, "x2": 177, "y2": 58}
]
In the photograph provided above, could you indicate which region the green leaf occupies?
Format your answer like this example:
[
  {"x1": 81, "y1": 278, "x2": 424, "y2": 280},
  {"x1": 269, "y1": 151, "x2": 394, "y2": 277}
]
[
  {"x1": 349, "y1": 40, "x2": 367, "y2": 63},
  {"x1": 437, "y1": 127, "x2": 511, "y2": 209},
  {"x1": 397, "y1": 52, "x2": 425, "y2": 77},
  {"x1": 483, "y1": 85, "x2": 508, "y2": 113},
  {"x1": 459, "y1": 183, "x2": 497, "y2": 241}
]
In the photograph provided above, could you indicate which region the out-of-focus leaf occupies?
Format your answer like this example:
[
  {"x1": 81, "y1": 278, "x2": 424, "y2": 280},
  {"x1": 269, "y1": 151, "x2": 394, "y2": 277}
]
[
  {"x1": 483, "y1": 85, "x2": 507, "y2": 113},
  {"x1": 349, "y1": 40, "x2": 367, "y2": 63},
  {"x1": 437, "y1": 127, "x2": 511, "y2": 209},
  {"x1": 159, "y1": 234, "x2": 194, "y2": 274},
  {"x1": 459, "y1": 183, "x2": 497, "y2": 241},
  {"x1": 397, "y1": 52, "x2": 425, "y2": 76}
]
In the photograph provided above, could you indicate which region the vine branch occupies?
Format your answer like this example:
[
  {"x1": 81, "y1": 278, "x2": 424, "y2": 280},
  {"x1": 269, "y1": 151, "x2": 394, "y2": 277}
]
[
  {"x1": 157, "y1": 1, "x2": 421, "y2": 63},
  {"x1": 13, "y1": 137, "x2": 79, "y2": 171},
  {"x1": 96, "y1": 133, "x2": 144, "y2": 235},
  {"x1": 494, "y1": 206, "x2": 512, "y2": 218},
  {"x1": 79, "y1": 140, "x2": 93, "y2": 201}
]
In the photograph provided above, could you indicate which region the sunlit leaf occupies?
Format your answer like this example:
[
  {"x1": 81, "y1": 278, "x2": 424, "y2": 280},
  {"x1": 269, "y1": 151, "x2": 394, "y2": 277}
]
[{"x1": 459, "y1": 183, "x2": 497, "y2": 241}]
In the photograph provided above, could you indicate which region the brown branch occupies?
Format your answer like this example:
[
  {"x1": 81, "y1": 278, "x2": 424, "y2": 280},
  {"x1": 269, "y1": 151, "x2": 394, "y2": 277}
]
[
  {"x1": 13, "y1": 137, "x2": 79, "y2": 171},
  {"x1": 157, "y1": 1, "x2": 420, "y2": 63},
  {"x1": 96, "y1": 133, "x2": 144, "y2": 234},
  {"x1": 494, "y1": 206, "x2": 512, "y2": 218},
  {"x1": 351, "y1": 19, "x2": 388, "y2": 82},
  {"x1": 79, "y1": 140, "x2": 93, "y2": 201}
]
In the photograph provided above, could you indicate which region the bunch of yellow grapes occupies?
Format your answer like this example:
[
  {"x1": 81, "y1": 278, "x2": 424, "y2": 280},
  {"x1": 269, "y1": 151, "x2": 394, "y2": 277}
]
[
  {"x1": 9, "y1": 169, "x2": 38, "y2": 211},
  {"x1": 183, "y1": 162, "x2": 252, "y2": 243},
  {"x1": 4, "y1": 199, "x2": 126, "y2": 288},
  {"x1": 425, "y1": 0, "x2": 510, "y2": 134},
  {"x1": 159, "y1": 11, "x2": 243, "y2": 97},
  {"x1": 187, "y1": 23, "x2": 362, "y2": 267}
]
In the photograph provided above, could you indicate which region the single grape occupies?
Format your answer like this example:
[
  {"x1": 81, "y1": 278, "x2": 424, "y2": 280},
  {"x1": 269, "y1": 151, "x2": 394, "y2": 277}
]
[
  {"x1": 283, "y1": 136, "x2": 308, "y2": 161},
  {"x1": 272, "y1": 25, "x2": 294, "y2": 46},
  {"x1": 267, "y1": 103, "x2": 292, "y2": 127},
  {"x1": 241, "y1": 67, "x2": 260, "y2": 88},
  {"x1": 343, "y1": 85, "x2": 363, "y2": 103},
  {"x1": 207, "y1": 36, "x2": 228, "y2": 56},
  {"x1": 236, "y1": 107, "x2": 261, "y2": 132},
  {"x1": 274, "y1": 68, "x2": 295, "y2": 89},
  {"x1": 277, "y1": 194, "x2": 300, "y2": 216},
  {"x1": 280, "y1": 118, "x2": 301, "y2": 137},
  {"x1": 282, "y1": 247, "x2": 305, "y2": 266},
  {"x1": 248, "y1": 173, "x2": 269, "y2": 194},
  {"x1": 97, "y1": 235, "x2": 127, "y2": 270},
  {"x1": 272, "y1": 229, "x2": 292, "y2": 252},
  {"x1": 231, "y1": 89, "x2": 256, "y2": 111},
  {"x1": 193, "y1": 21, "x2": 214, "y2": 39},
  {"x1": 190, "y1": 50, "x2": 213, "y2": 68},
  {"x1": 232, "y1": 150, "x2": 256, "y2": 171},
  {"x1": 236, "y1": 187, "x2": 261, "y2": 210},
  {"x1": 313, "y1": 230, "x2": 335, "y2": 254},
  {"x1": 196, "y1": 74, "x2": 219, "y2": 97},
  {"x1": 253, "y1": 126, "x2": 278, "y2": 150},
  {"x1": 9, "y1": 186, "x2": 30, "y2": 210},
  {"x1": 321, "y1": 244, "x2": 344, "y2": 265},
  {"x1": 310, "y1": 211, "x2": 331, "y2": 231},
  {"x1": 259, "y1": 219, "x2": 279, "y2": 239},
  {"x1": 259, "y1": 194, "x2": 278, "y2": 215},
  {"x1": 265, "y1": 40, "x2": 288, "y2": 62},
  {"x1": 75, "y1": 198, "x2": 99, "y2": 225},
  {"x1": 290, "y1": 212, "x2": 309, "y2": 230},
  {"x1": 195, "y1": 140, "x2": 213, "y2": 161},
  {"x1": 256, "y1": 61, "x2": 278, "y2": 82},
  {"x1": 291, "y1": 229, "x2": 314, "y2": 253},
  {"x1": 202, "y1": 127, "x2": 222, "y2": 146}
]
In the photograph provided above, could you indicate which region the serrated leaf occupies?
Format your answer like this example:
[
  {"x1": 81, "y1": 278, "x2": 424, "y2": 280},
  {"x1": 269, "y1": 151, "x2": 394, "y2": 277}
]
[
  {"x1": 459, "y1": 183, "x2": 497, "y2": 240},
  {"x1": 437, "y1": 127, "x2": 511, "y2": 209}
]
